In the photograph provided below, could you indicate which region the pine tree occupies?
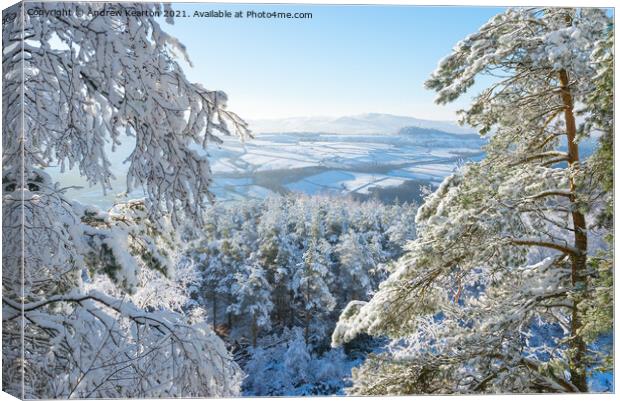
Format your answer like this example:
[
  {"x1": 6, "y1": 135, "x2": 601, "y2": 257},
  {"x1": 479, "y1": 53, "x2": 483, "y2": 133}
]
[
  {"x1": 336, "y1": 229, "x2": 375, "y2": 301},
  {"x1": 578, "y1": 26, "x2": 614, "y2": 373},
  {"x1": 229, "y1": 262, "x2": 274, "y2": 347},
  {"x1": 295, "y1": 239, "x2": 336, "y2": 344},
  {"x1": 333, "y1": 8, "x2": 613, "y2": 394}
]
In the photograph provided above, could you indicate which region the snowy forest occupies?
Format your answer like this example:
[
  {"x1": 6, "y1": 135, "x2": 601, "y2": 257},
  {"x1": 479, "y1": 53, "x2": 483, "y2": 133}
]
[{"x1": 1, "y1": 2, "x2": 615, "y2": 399}]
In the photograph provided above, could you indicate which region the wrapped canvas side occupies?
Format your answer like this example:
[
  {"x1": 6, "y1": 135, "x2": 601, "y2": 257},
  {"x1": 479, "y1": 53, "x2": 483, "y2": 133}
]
[{"x1": 3, "y1": 2, "x2": 27, "y2": 399}]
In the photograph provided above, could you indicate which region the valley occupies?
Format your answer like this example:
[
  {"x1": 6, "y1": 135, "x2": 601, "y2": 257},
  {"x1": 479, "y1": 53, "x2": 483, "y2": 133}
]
[{"x1": 53, "y1": 114, "x2": 486, "y2": 207}]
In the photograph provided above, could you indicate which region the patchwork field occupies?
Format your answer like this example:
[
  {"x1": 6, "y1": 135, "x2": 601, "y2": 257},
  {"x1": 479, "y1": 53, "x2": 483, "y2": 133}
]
[{"x1": 49, "y1": 115, "x2": 487, "y2": 207}]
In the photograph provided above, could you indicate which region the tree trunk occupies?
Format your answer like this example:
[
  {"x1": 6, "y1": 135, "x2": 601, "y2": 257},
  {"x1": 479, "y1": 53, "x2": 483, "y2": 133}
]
[
  {"x1": 227, "y1": 293, "x2": 233, "y2": 328},
  {"x1": 212, "y1": 291, "x2": 217, "y2": 326},
  {"x1": 304, "y1": 311, "x2": 311, "y2": 344},
  {"x1": 304, "y1": 281, "x2": 311, "y2": 343},
  {"x1": 251, "y1": 315, "x2": 257, "y2": 348},
  {"x1": 559, "y1": 68, "x2": 588, "y2": 392},
  {"x1": 289, "y1": 290, "x2": 295, "y2": 327}
]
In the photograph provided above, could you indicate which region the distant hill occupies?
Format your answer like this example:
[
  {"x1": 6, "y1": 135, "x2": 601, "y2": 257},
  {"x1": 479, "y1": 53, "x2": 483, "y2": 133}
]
[
  {"x1": 248, "y1": 113, "x2": 476, "y2": 135},
  {"x1": 397, "y1": 126, "x2": 486, "y2": 148}
]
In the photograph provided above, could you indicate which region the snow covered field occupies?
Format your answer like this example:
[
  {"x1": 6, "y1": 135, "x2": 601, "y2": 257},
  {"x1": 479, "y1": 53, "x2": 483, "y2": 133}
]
[
  {"x1": 49, "y1": 114, "x2": 486, "y2": 207},
  {"x1": 208, "y1": 124, "x2": 485, "y2": 203}
]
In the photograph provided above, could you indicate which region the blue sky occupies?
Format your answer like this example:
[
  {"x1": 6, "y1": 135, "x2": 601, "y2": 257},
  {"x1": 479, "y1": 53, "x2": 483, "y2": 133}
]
[{"x1": 159, "y1": 4, "x2": 506, "y2": 120}]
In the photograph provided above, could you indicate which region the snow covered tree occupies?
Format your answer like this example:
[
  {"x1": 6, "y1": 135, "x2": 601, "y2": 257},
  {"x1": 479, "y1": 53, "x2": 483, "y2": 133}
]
[
  {"x1": 190, "y1": 195, "x2": 417, "y2": 346},
  {"x1": 294, "y1": 239, "x2": 336, "y2": 345},
  {"x1": 333, "y1": 8, "x2": 613, "y2": 394},
  {"x1": 335, "y1": 230, "x2": 376, "y2": 300},
  {"x1": 242, "y1": 326, "x2": 351, "y2": 396},
  {"x1": 2, "y1": 172, "x2": 244, "y2": 398},
  {"x1": 283, "y1": 327, "x2": 313, "y2": 385},
  {"x1": 578, "y1": 25, "x2": 614, "y2": 374},
  {"x1": 195, "y1": 250, "x2": 228, "y2": 327},
  {"x1": 3, "y1": 1, "x2": 248, "y2": 398},
  {"x1": 256, "y1": 197, "x2": 300, "y2": 328},
  {"x1": 228, "y1": 262, "x2": 274, "y2": 347},
  {"x1": 3, "y1": 1, "x2": 249, "y2": 226},
  {"x1": 184, "y1": 195, "x2": 418, "y2": 394}
]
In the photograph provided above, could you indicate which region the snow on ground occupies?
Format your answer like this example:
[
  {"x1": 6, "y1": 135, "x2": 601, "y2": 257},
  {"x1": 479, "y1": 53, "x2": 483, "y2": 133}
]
[
  {"x1": 286, "y1": 171, "x2": 411, "y2": 195},
  {"x1": 210, "y1": 130, "x2": 482, "y2": 174},
  {"x1": 210, "y1": 134, "x2": 403, "y2": 174},
  {"x1": 48, "y1": 123, "x2": 486, "y2": 207},
  {"x1": 405, "y1": 163, "x2": 456, "y2": 174}
]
